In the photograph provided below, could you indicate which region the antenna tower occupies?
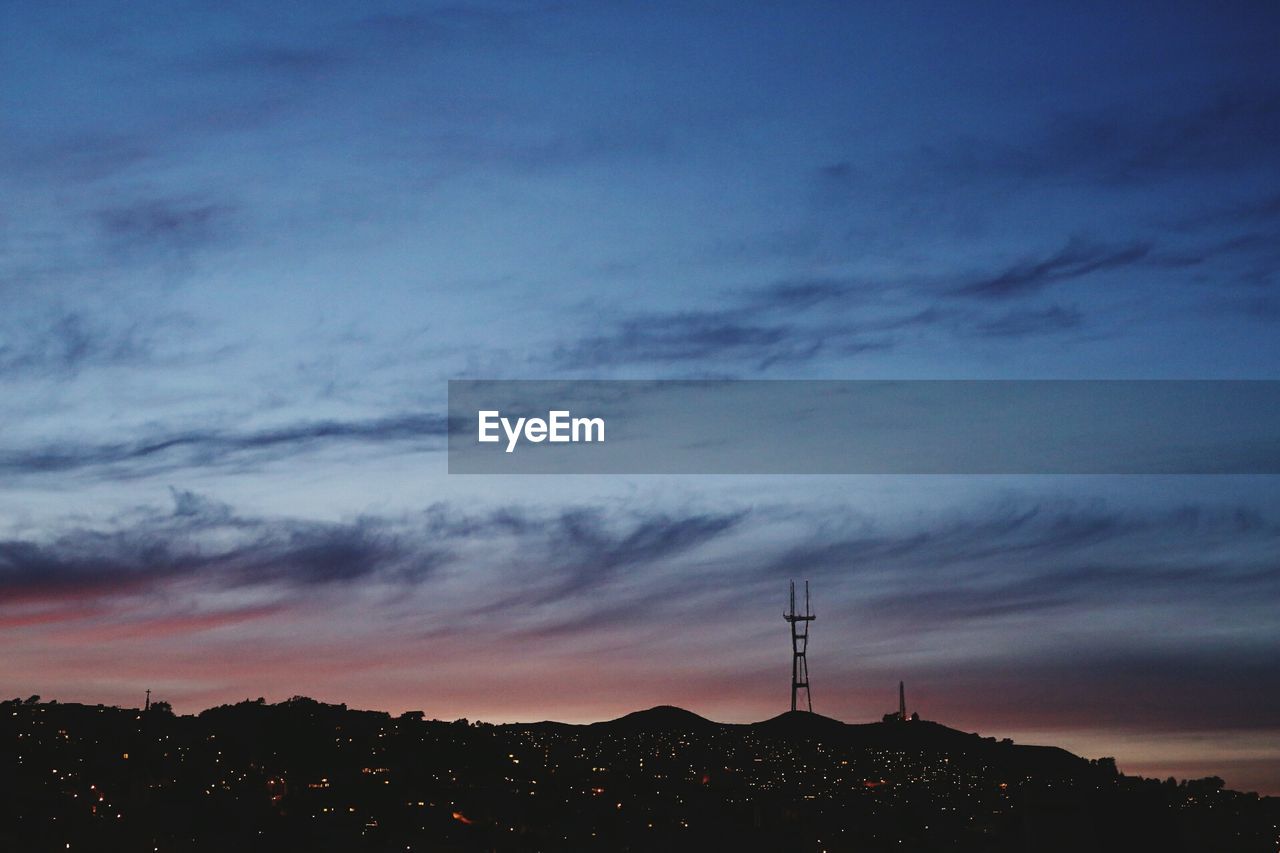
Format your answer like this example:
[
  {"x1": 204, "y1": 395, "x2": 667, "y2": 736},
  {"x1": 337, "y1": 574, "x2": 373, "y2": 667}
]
[{"x1": 784, "y1": 580, "x2": 815, "y2": 712}]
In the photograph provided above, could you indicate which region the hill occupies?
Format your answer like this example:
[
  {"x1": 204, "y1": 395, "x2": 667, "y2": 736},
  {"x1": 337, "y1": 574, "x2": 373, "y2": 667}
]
[{"x1": 3, "y1": 696, "x2": 1273, "y2": 852}]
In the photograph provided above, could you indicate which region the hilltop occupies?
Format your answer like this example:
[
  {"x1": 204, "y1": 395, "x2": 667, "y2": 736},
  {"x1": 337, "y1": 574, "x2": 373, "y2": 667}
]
[{"x1": 2, "y1": 696, "x2": 1274, "y2": 852}]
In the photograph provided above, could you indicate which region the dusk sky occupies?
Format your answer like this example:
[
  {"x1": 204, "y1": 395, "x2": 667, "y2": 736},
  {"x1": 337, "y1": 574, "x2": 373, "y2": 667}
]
[{"x1": 2, "y1": 2, "x2": 1279, "y2": 793}]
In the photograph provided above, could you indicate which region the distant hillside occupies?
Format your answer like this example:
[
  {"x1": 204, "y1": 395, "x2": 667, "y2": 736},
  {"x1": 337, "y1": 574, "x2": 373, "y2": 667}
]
[
  {"x1": 4, "y1": 696, "x2": 1274, "y2": 852},
  {"x1": 751, "y1": 708, "x2": 853, "y2": 738},
  {"x1": 589, "y1": 704, "x2": 718, "y2": 733},
  {"x1": 527, "y1": 705, "x2": 1091, "y2": 779}
]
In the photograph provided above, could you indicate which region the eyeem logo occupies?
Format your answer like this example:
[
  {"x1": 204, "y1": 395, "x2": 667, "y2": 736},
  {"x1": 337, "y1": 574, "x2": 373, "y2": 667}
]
[{"x1": 477, "y1": 410, "x2": 605, "y2": 453}]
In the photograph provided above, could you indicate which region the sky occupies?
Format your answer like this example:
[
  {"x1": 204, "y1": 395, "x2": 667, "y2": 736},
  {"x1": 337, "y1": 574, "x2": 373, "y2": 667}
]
[{"x1": 2, "y1": 0, "x2": 1279, "y2": 793}]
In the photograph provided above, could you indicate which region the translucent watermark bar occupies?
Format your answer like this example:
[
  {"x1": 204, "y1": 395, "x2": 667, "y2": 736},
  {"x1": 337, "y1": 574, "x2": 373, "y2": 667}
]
[{"x1": 447, "y1": 380, "x2": 1280, "y2": 474}]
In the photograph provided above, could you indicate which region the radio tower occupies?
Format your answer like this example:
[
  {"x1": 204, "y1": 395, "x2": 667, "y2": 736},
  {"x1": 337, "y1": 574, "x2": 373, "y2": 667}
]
[{"x1": 784, "y1": 580, "x2": 815, "y2": 712}]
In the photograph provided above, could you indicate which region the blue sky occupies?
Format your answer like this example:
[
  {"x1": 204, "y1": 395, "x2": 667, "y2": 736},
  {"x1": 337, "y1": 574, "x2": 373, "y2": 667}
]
[{"x1": 2, "y1": 1, "x2": 1279, "y2": 792}]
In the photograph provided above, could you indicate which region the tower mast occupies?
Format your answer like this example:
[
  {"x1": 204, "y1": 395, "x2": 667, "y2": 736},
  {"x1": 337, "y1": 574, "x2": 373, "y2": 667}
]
[{"x1": 783, "y1": 580, "x2": 816, "y2": 712}]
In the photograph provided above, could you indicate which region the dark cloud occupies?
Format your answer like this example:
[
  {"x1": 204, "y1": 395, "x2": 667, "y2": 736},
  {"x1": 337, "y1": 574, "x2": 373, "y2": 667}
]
[
  {"x1": 1173, "y1": 192, "x2": 1280, "y2": 233},
  {"x1": 4, "y1": 489, "x2": 1277, "y2": 742},
  {"x1": 0, "y1": 312, "x2": 157, "y2": 379},
  {"x1": 539, "y1": 508, "x2": 743, "y2": 591},
  {"x1": 0, "y1": 413, "x2": 450, "y2": 478},
  {"x1": 551, "y1": 277, "x2": 952, "y2": 373},
  {"x1": 781, "y1": 502, "x2": 1270, "y2": 574},
  {"x1": 975, "y1": 304, "x2": 1084, "y2": 337},
  {"x1": 928, "y1": 89, "x2": 1280, "y2": 188},
  {"x1": 552, "y1": 311, "x2": 825, "y2": 371},
  {"x1": 439, "y1": 497, "x2": 1280, "y2": 654},
  {"x1": 468, "y1": 507, "x2": 747, "y2": 620},
  {"x1": 95, "y1": 196, "x2": 236, "y2": 254},
  {"x1": 1045, "y1": 90, "x2": 1280, "y2": 185},
  {"x1": 871, "y1": 560, "x2": 1279, "y2": 630},
  {"x1": 757, "y1": 501, "x2": 1278, "y2": 634},
  {"x1": 950, "y1": 238, "x2": 1152, "y2": 300},
  {"x1": 508, "y1": 591, "x2": 673, "y2": 641},
  {"x1": 0, "y1": 495, "x2": 744, "y2": 612},
  {"x1": 2, "y1": 131, "x2": 152, "y2": 184},
  {"x1": 743, "y1": 278, "x2": 865, "y2": 312},
  {"x1": 1152, "y1": 231, "x2": 1280, "y2": 271},
  {"x1": 186, "y1": 45, "x2": 345, "y2": 77},
  {"x1": 551, "y1": 263, "x2": 1100, "y2": 371},
  {"x1": 0, "y1": 493, "x2": 428, "y2": 600}
]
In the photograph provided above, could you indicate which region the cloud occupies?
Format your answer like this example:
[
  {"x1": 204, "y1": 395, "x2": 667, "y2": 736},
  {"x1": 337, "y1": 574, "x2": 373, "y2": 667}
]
[
  {"x1": 1160, "y1": 194, "x2": 1280, "y2": 291},
  {"x1": 553, "y1": 312, "x2": 822, "y2": 371},
  {"x1": 1043, "y1": 90, "x2": 1280, "y2": 185},
  {"x1": 0, "y1": 413, "x2": 450, "y2": 478},
  {"x1": 756, "y1": 500, "x2": 1279, "y2": 632},
  {"x1": 447, "y1": 505, "x2": 748, "y2": 628},
  {"x1": 0, "y1": 495, "x2": 746, "y2": 618},
  {"x1": 186, "y1": 45, "x2": 345, "y2": 78},
  {"x1": 525, "y1": 507, "x2": 745, "y2": 599},
  {"x1": 870, "y1": 559, "x2": 1279, "y2": 629},
  {"x1": 975, "y1": 305, "x2": 1084, "y2": 337},
  {"x1": 742, "y1": 278, "x2": 866, "y2": 312},
  {"x1": 66, "y1": 603, "x2": 288, "y2": 641},
  {"x1": 950, "y1": 238, "x2": 1152, "y2": 300},
  {"x1": 0, "y1": 491, "x2": 431, "y2": 602},
  {"x1": 4, "y1": 490, "x2": 1277, "y2": 741},
  {"x1": 0, "y1": 311, "x2": 159, "y2": 379},
  {"x1": 95, "y1": 196, "x2": 235, "y2": 254},
  {"x1": 436, "y1": 496, "x2": 1280, "y2": 653},
  {"x1": 550, "y1": 278, "x2": 948, "y2": 373},
  {"x1": 926, "y1": 88, "x2": 1280, "y2": 188},
  {"x1": 3, "y1": 131, "x2": 152, "y2": 185},
  {"x1": 1173, "y1": 192, "x2": 1280, "y2": 232},
  {"x1": 550, "y1": 269, "x2": 1099, "y2": 372}
]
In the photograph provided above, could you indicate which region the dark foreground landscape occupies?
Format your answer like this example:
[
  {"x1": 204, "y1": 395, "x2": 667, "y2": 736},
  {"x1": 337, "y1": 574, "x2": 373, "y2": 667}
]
[{"x1": 2, "y1": 696, "x2": 1276, "y2": 852}]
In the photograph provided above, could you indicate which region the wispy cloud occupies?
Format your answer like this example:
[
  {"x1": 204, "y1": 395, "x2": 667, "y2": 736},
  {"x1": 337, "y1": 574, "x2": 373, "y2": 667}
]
[
  {"x1": 0, "y1": 490, "x2": 432, "y2": 602},
  {"x1": 0, "y1": 413, "x2": 449, "y2": 478},
  {"x1": 0, "y1": 311, "x2": 161, "y2": 379},
  {"x1": 447, "y1": 496, "x2": 1280, "y2": 651},
  {"x1": 551, "y1": 266, "x2": 1098, "y2": 371},
  {"x1": 975, "y1": 305, "x2": 1084, "y2": 337},
  {"x1": 4, "y1": 489, "x2": 1277, "y2": 739},
  {"x1": 0, "y1": 494, "x2": 745, "y2": 614},
  {"x1": 553, "y1": 312, "x2": 824, "y2": 371},
  {"x1": 95, "y1": 196, "x2": 236, "y2": 254},
  {"x1": 758, "y1": 501, "x2": 1279, "y2": 628},
  {"x1": 925, "y1": 89, "x2": 1280, "y2": 188},
  {"x1": 495, "y1": 507, "x2": 746, "y2": 607},
  {"x1": 185, "y1": 45, "x2": 345, "y2": 78},
  {"x1": 950, "y1": 238, "x2": 1152, "y2": 300}
]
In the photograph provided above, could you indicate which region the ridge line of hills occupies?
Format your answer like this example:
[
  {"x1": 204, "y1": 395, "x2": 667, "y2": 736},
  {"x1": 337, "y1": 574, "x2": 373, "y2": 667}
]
[{"x1": 5, "y1": 695, "x2": 1262, "y2": 797}]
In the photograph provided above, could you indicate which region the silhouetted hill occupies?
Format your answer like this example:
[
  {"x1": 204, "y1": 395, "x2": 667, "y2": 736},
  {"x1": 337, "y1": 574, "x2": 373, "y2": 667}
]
[
  {"x1": 3, "y1": 696, "x2": 1274, "y2": 852},
  {"x1": 591, "y1": 704, "x2": 717, "y2": 733},
  {"x1": 570, "y1": 708, "x2": 1090, "y2": 779},
  {"x1": 753, "y1": 708, "x2": 852, "y2": 737}
]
